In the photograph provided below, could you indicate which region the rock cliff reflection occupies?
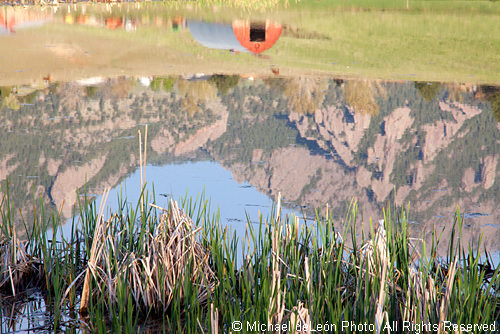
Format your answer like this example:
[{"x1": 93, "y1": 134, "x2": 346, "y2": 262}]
[{"x1": 0, "y1": 76, "x2": 498, "y2": 250}]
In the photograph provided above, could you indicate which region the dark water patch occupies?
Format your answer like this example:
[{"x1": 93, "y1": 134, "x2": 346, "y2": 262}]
[
  {"x1": 244, "y1": 204, "x2": 269, "y2": 208},
  {"x1": 463, "y1": 212, "x2": 490, "y2": 219},
  {"x1": 226, "y1": 217, "x2": 244, "y2": 223}
]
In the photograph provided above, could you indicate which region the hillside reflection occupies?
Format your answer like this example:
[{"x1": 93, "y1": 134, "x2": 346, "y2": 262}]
[{"x1": 1, "y1": 75, "x2": 499, "y2": 250}]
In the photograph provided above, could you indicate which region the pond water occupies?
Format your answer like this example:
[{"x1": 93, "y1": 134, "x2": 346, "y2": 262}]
[
  {"x1": 53, "y1": 161, "x2": 306, "y2": 242},
  {"x1": 1, "y1": 1, "x2": 500, "y2": 332},
  {"x1": 2, "y1": 74, "x2": 499, "y2": 251}
]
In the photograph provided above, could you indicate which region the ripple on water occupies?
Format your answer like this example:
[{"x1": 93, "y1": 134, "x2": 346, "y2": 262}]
[{"x1": 463, "y1": 212, "x2": 489, "y2": 219}]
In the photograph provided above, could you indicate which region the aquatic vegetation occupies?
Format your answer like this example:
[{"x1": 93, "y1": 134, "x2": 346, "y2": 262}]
[
  {"x1": 0, "y1": 183, "x2": 499, "y2": 332},
  {"x1": 0, "y1": 219, "x2": 38, "y2": 295},
  {"x1": 0, "y1": 187, "x2": 42, "y2": 295},
  {"x1": 79, "y1": 197, "x2": 216, "y2": 316}
]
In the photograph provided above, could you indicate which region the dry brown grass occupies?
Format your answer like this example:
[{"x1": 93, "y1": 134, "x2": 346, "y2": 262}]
[{"x1": 79, "y1": 198, "x2": 216, "y2": 315}]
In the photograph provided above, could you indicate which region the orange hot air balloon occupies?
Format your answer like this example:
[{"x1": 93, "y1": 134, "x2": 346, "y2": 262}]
[{"x1": 232, "y1": 20, "x2": 282, "y2": 54}]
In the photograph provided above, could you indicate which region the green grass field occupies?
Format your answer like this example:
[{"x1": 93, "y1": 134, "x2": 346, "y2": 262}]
[{"x1": 1, "y1": 0, "x2": 499, "y2": 85}]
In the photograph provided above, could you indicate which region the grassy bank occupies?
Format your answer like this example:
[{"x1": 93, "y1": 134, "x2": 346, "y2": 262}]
[
  {"x1": 1, "y1": 1, "x2": 500, "y2": 86},
  {"x1": 1, "y1": 184, "x2": 499, "y2": 333}
]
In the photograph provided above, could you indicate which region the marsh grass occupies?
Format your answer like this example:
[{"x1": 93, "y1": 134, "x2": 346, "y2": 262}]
[
  {"x1": 0, "y1": 184, "x2": 42, "y2": 296},
  {"x1": 0, "y1": 182, "x2": 88, "y2": 332},
  {"x1": 0, "y1": 184, "x2": 499, "y2": 332},
  {"x1": 79, "y1": 196, "x2": 216, "y2": 317}
]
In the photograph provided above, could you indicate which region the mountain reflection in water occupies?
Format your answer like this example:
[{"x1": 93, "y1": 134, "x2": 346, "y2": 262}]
[{"x1": 0, "y1": 75, "x2": 499, "y2": 252}]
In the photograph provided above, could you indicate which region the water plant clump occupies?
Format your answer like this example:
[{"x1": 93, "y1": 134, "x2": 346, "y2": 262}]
[
  {"x1": 0, "y1": 186, "x2": 499, "y2": 333},
  {"x1": 79, "y1": 198, "x2": 216, "y2": 316}
]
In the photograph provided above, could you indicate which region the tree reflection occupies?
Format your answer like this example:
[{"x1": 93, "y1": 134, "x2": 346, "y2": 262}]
[
  {"x1": 477, "y1": 86, "x2": 500, "y2": 123},
  {"x1": 56, "y1": 83, "x2": 85, "y2": 110},
  {"x1": 151, "y1": 77, "x2": 176, "y2": 92},
  {"x1": 415, "y1": 81, "x2": 442, "y2": 102},
  {"x1": 491, "y1": 94, "x2": 500, "y2": 123},
  {"x1": 176, "y1": 79, "x2": 217, "y2": 116},
  {"x1": 263, "y1": 77, "x2": 327, "y2": 114},
  {"x1": 344, "y1": 80, "x2": 384, "y2": 115},
  {"x1": 208, "y1": 75, "x2": 240, "y2": 96},
  {"x1": 110, "y1": 77, "x2": 136, "y2": 99},
  {"x1": 262, "y1": 77, "x2": 288, "y2": 94},
  {"x1": 0, "y1": 87, "x2": 20, "y2": 111}
]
